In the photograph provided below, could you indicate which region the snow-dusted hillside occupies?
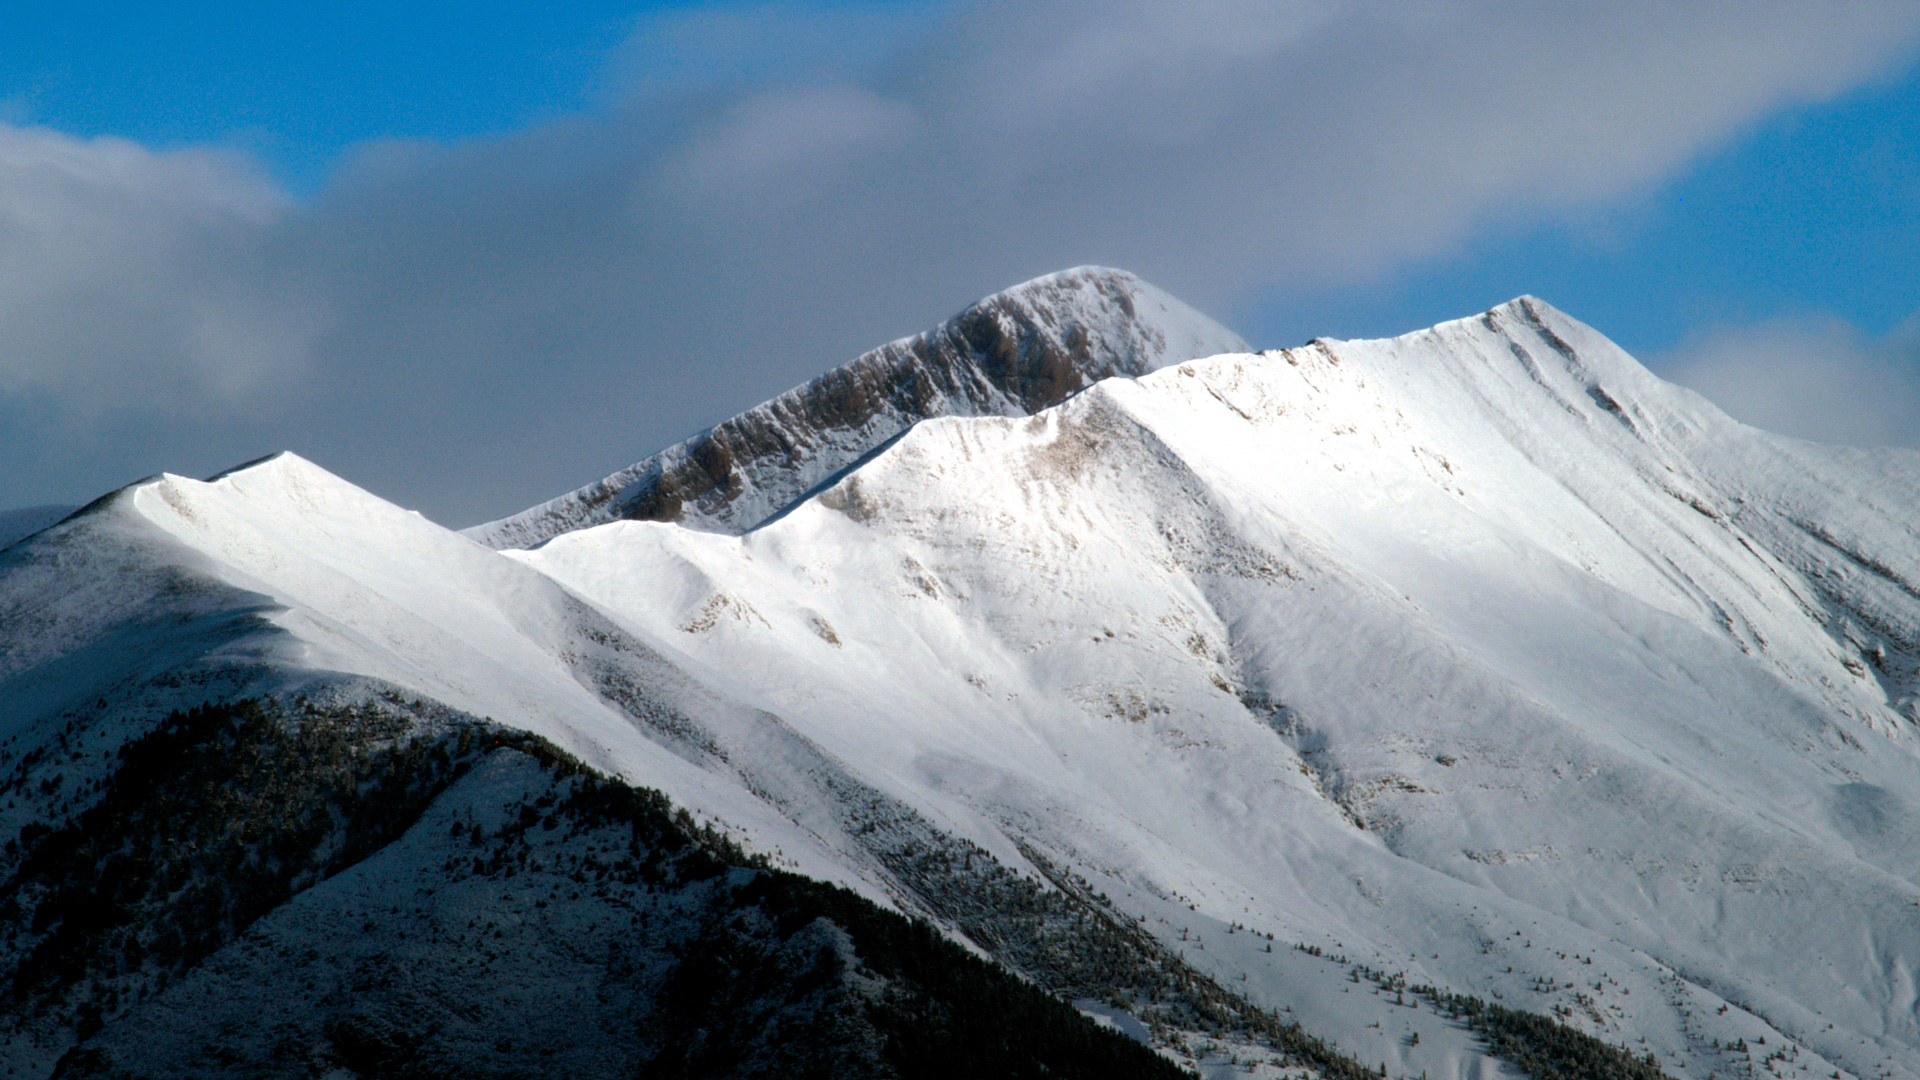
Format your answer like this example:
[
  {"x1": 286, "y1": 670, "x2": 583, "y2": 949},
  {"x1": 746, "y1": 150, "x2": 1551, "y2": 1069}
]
[
  {"x1": 7, "y1": 279, "x2": 1920, "y2": 1080},
  {"x1": 0, "y1": 453, "x2": 1350, "y2": 1080},
  {"x1": 466, "y1": 266, "x2": 1246, "y2": 548},
  {"x1": 519, "y1": 297, "x2": 1920, "y2": 1080},
  {"x1": 0, "y1": 451, "x2": 947, "y2": 907}
]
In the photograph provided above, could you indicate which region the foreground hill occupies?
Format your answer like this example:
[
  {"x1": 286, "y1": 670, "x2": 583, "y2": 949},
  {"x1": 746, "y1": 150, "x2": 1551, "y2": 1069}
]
[{"x1": 4, "y1": 273, "x2": 1919, "y2": 1079}]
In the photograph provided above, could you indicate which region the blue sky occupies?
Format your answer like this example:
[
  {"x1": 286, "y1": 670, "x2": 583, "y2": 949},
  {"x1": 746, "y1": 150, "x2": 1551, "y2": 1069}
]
[
  {"x1": 0, "y1": 2, "x2": 1917, "y2": 525},
  {"x1": 0, "y1": 3, "x2": 642, "y2": 188},
  {"x1": 1253, "y1": 67, "x2": 1920, "y2": 351}
]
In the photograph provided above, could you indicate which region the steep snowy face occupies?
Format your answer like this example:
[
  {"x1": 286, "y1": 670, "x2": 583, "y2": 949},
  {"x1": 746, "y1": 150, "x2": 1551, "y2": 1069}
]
[
  {"x1": 522, "y1": 298, "x2": 1920, "y2": 1080},
  {"x1": 0, "y1": 453, "x2": 905, "y2": 904},
  {"x1": 0, "y1": 453, "x2": 627, "y2": 749},
  {"x1": 466, "y1": 266, "x2": 1246, "y2": 548}
]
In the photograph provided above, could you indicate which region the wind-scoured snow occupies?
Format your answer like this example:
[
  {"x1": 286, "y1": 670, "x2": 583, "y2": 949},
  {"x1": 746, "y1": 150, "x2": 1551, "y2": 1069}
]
[{"x1": 7, "y1": 289, "x2": 1920, "y2": 1079}]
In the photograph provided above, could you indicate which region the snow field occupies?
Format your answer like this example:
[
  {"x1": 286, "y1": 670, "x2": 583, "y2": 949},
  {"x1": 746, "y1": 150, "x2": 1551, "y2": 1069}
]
[{"x1": 8, "y1": 294, "x2": 1920, "y2": 1077}]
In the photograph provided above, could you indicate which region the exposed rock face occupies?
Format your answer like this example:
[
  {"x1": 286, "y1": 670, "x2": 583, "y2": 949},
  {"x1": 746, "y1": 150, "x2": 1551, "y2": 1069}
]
[{"x1": 466, "y1": 267, "x2": 1247, "y2": 548}]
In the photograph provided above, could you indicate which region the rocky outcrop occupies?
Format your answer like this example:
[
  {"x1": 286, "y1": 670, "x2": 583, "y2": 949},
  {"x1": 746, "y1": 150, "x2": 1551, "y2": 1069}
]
[{"x1": 467, "y1": 267, "x2": 1246, "y2": 547}]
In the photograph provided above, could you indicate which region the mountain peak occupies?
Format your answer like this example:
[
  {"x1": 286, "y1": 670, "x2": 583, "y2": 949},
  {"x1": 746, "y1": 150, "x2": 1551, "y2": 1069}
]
[
  {"x1": 202, "y1": 450, "x2": 300, "y2": 484},
  {"x1": 466, "y1": 267, "x2": 1246, "y2": 549},
  {"x1": 16, "y1": 284, "x2": 1920, "y2": 1077}
]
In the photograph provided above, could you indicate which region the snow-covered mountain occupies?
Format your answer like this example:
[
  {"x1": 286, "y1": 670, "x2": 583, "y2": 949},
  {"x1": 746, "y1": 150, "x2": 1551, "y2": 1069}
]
[
  {"x1": 466, "y1": 266, "x2": 1246, "y2": 548},
  {"x1": 6, "y1": 271, "x2": 1920, "y2": 1080}
]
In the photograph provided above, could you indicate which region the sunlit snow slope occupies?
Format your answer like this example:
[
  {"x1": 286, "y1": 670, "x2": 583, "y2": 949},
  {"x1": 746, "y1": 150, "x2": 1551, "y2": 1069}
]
[
  {"x1": 8, "y1": 289, "x2": 1920, "y2": 1080},
  {"x1": 519, "y1": 297, "x2": 1920, "y2": 1080},
  {"x1": 0, "y1": 454, "x2": 922, "y2": 906}
]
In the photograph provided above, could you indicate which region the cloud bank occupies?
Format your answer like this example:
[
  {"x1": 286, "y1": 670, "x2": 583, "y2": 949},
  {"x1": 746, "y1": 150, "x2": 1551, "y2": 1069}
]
[
  {"x1": 0, "y1": 127, "x2": 313, "y2": 410},
  {"x1": 1661, "y1": 312, "x2": 1920, "y2": 449},
  {"x1": 3, "y1": 1, "x2": 1918, "y2": 523}
]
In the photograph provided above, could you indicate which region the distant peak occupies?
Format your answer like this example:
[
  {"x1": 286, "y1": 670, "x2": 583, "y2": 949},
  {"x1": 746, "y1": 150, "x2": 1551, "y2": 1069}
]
[
  {"x1": 1007, "y1": 264, "x2": 1139, "y2": 285},
  {"x1": 1486, "y1": 294, "x2": 1575, "y2": 327},
  {"x1": 469, "y1": 267, "x2": 1246, "y2": 549},
  {"x1": 204, "y1": 450, "x2": 299, "y2": 484},
  {"x1": 1495, "y1": 293, "x2": 1548, "y2": 308},
  {"x1": 991, "y1": 265, "x2": 1144, "y2": 297}
]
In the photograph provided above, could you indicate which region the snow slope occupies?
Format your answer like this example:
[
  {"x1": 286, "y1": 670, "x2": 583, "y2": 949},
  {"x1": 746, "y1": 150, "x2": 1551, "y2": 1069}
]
[
  {"x1": 0, "y1": 454, "x2": 945, "y2": 914},
  {"x1": 519, "y1": 297, "x2": 1920, "y2": 1080},
  {"x1": 8, "y1": 286, "x2": 1920, "y2": 1079},
  {"x1": 466, "y1": 266, "x2": 1246, "y2": 548}
]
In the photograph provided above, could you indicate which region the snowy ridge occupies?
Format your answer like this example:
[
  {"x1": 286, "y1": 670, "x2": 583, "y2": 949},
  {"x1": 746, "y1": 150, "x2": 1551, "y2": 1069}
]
[
  {"x1": 0, "y1": 454, "x2": 941, "y2": 911},
  {"x1": 8, "y1": 285, "x2": 1920, "y2": 1078},
  {"x1": 519, "y1": 297, "x2": 1920, "y2": 1080},
  {"x1": 465, "y1": 266, "x2": 1246, "y2": 548}
]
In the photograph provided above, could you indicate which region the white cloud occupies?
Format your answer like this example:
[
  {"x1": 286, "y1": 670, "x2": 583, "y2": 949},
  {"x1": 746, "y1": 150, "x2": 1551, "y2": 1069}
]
[
  {"x1": 1659, "y1": 313, "x2": 1920, "y2": 449},
  {"x1": 0, "y1": 125, "x2": 321, "y2": 414},
  {"x1": 602, "y1": 2, "x2": 944, "y2": 105},
  {"x1": 657, "y1": 86, "x2": 917, "y2": 196}
]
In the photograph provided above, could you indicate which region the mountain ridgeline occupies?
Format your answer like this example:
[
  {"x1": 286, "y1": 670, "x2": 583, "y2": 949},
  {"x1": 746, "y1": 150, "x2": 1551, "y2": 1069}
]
[
  {"x1": 466, "y1": 267, "x2": 1246, "y2": 547},
  {"x1": 6, "y1": 268, "x2": 1920, "y2": 1080}
]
